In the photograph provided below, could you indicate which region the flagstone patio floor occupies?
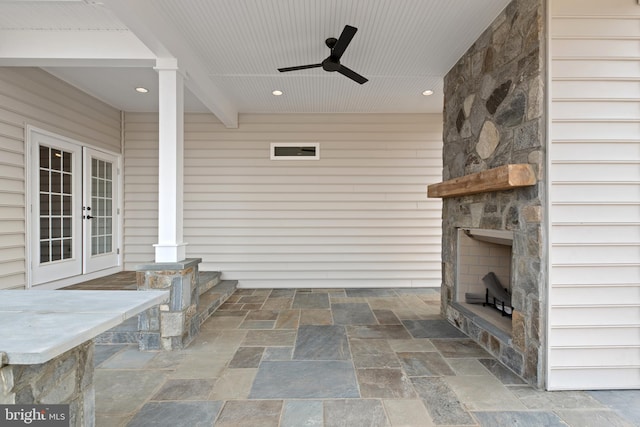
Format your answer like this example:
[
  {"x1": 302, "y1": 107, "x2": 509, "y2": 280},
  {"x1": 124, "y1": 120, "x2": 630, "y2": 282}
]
[{"x1": 93, "y1": 287, "x2": 640, "y2": 426}]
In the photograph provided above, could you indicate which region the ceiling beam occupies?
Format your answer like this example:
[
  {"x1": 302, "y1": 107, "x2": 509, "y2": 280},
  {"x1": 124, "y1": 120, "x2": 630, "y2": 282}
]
[
  {"x1": 101, "y1": 0, "x2": 239, "y2": 128},
  {"x1": 0, "y1": 29, "x2": 156, "y2": 67}
]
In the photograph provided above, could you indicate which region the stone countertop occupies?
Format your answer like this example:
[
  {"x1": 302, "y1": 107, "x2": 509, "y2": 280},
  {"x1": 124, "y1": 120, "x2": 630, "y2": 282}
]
[{"x1": 0, "y1": 290, "x2": 169, "y2": 365}]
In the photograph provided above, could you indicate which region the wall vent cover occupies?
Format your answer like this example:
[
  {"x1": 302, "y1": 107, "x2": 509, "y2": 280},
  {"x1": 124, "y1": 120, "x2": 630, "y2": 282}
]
[{"x1": 271, "y1": 143, "x2": 319, "y2": 160}]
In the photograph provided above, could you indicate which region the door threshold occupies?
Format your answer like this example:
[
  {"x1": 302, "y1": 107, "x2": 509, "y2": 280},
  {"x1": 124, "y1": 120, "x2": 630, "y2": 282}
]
[{"x1": 29, "y1": 266, "x2": 123, "y2": 290}]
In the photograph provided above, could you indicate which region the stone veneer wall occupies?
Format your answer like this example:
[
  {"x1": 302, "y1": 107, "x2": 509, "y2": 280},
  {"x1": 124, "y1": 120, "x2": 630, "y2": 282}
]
[
  {"x1": 440, "y1": 0, "x2": 546, "y2": 387},
  {"x1": 0, "y1": 342, "x2": 94, "y2": 427},
  {"x1": 136, "y1": 259, "x2": 201, "y2": 350}
]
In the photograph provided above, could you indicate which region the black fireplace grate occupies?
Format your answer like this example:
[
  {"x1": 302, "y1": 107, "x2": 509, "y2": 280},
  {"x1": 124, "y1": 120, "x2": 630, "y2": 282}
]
[
  {"x1": 464, "y1": 271, "x2": 513, "y2": 318},
  {"x1": 484, "y1": 288, "x2": 513, "y2": 317}
]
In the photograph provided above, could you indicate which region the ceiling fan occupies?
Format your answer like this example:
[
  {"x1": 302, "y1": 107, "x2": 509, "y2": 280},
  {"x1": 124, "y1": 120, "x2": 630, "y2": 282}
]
[{"x1": 278, "y1": 25, "x2": 368, "y2": 85}]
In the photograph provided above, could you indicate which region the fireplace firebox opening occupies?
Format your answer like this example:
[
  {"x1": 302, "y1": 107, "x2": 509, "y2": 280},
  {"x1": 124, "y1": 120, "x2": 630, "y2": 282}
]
[{"x1": 455, "y1": 228, "x2": 513, "y2": 335}]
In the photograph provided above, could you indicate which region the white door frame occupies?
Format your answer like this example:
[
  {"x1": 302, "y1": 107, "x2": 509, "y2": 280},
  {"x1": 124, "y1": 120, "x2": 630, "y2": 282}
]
[{"x1": 26, "y1": 126, "x2": 123, "y2": 289}]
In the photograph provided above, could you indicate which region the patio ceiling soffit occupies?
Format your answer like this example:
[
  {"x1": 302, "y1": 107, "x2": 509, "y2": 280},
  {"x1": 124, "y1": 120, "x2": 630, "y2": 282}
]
[
  {"x1": 101, "y1": 0, "x2": 239, "y2": 128},
  {"x1": 0, "y1": 28, "x2": 156, "y2": 68}
]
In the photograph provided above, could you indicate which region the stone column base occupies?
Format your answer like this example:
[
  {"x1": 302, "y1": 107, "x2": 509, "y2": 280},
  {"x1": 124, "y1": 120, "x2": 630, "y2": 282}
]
[{"x1": 136, "y1": 258, "x2": 201, "y2": 350}]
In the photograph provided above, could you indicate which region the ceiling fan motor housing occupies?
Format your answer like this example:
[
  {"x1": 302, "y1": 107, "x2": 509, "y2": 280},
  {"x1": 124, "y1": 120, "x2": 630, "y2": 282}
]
[{"x1": 322, "y1": 57, "x2": 341, "y2": 72}]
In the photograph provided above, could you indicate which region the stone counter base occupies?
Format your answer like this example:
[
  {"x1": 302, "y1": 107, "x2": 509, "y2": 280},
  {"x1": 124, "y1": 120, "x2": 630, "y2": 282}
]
[{"x1": 0, "y1": 341, "x2": 94, "y2": 427}]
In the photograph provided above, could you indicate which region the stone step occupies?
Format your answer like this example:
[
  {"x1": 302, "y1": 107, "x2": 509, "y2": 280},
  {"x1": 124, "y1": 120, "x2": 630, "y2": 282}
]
[
  {"x1": 95, "y1": 316, "x2": 139, "y2": 345},
  {"x1": 195, "y1": 280, "x2": 238, "y2": 327},
  {"x1": 198, "y1": 271, "x2": 222, "y2": 296},
  {"x1": 97, "y1": 272, "x2": 233, "y2": 346}
]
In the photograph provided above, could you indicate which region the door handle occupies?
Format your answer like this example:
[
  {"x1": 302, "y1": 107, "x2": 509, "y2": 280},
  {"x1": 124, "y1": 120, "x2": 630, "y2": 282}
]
[{"x1": 84, "y1": 215, "x2": 94, "y2": 220}]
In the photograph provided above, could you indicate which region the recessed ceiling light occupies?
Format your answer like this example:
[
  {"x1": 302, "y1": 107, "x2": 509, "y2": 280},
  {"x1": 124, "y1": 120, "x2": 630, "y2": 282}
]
[
  {"x1": 422, "y1": 90, "x2": 434, "y2": 96},
  {"x1": 135, "y1": 87, "x2": 149, "y2": 94},
  {"x1": 272, "y1": 90, "x2": 283, "y2": 96}
]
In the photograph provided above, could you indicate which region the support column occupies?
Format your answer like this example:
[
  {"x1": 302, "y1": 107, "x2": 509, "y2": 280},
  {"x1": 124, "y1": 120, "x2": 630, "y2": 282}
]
[{"x1": 153, "y1": 58, "x2": 187, "y2": 262}]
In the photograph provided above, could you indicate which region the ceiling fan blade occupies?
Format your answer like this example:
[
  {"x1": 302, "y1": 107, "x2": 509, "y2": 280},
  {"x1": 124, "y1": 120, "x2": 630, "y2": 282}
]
[
  {"x1": 278, "y1": 64, "x2": 322, "y2": 72},
  {"x1": 337, "y1": 65, "x2": 368, "y2": 84},
  {"x1": 331, "y1": 25, "x2": 357, "y2": 60}
]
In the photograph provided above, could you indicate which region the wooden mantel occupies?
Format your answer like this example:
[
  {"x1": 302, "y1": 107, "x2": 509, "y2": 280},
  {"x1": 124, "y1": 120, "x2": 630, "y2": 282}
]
[{"x1": 428, "y1": 164, "x2": 537, "y2": 198}]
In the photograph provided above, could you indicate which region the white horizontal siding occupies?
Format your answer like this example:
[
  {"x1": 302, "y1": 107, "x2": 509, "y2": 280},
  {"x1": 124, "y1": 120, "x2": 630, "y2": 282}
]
[
  {"x1": 548, "y1": 0, "x2": 640, "y2": 390},
  {"x1": 0, "y1": 68, "x2": 120, "y2": 289},
  {"x1": 546, "y1": 368, "x2": 640, "y2": 390},
  {"x1": 123, "y1": 112, "x2": 442, "y2": 288},
  {"x1": 121, "y1": 113, "x2": 157, "y2": 266}
]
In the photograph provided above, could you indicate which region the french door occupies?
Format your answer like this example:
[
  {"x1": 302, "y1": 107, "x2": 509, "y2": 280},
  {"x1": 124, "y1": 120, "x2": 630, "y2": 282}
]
[
  {"x1": 30, "y1": 129, "x2": 119, "y2": 286},
  {"x1": 83, "y1": 147, "x2": 119, "y2": 273}
]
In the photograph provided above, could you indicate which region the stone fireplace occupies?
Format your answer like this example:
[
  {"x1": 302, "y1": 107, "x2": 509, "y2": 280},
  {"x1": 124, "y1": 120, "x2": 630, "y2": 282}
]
[{"x1": 430, "y1": 0, "x2": 546, "y2": 388}]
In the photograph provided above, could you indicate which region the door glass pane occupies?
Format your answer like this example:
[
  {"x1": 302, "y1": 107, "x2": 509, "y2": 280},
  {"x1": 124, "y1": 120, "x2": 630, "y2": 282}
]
[
  {"x1": 90, "y1": 157, "x2": 114, "y2": 256},
  {"x1": 40, "y1": 218, "x2": 49, "y2": 240},
  {"x1": 51, "y1": 240, "x2": 61, "y2": 260},
  {"x1": 51, "y1": 194, "x2": 61, "y2": 216},
  {"x1": 39, "y1": 170, "x2": 49, "y2": 193},
  {"x1": 62, "y1": 218, "x2": 71, "y2": 238},
  {"x1": 51, "y1": 217, "x2": 61, "y2": 239},
  {"x1": 40, "y1": 146, "x2": 49, "y2": 169},
  {"x1": 51, "y1": 172, "x2": 61, "y2": 194},
  {"x1": 40, "y1": 194, "x2": 49, "y2": 216},
  {"x1": 51, "y1": 149, "x2": 61, "y2": 170},
  {"x1": 39, "y1": 145, "x2": 73, "y2": 264},
  {"x1": 51, "y1": 239, "x2": 62, "y2": 261},
  {"x1": 62, "y1": 173, "x2": 71, "y2": 195},
  {"x1": 63, "y1": 195, "x2": 72, "y2": 216},
  {"x1": 62, "y1": 151, "x2": 72, "y2": 173},
  {"x1": 40, "y1": 241, "x2": 50, "y2": 263},
  {"x1": 62, "y1": 239, "x2": 72, "y2": 260}
]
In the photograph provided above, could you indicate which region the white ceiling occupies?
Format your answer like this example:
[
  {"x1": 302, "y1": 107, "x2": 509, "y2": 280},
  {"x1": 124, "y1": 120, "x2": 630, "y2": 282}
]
[{"x1": 0, "y1": 0, "x2": 511, "y2": 125}]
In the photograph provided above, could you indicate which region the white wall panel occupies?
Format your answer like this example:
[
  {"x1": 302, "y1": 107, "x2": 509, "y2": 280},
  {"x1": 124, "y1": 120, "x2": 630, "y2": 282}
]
[
  {"x1": 550, "y1": 326, "x2": 640, "y2": 347},
  {"x1": 551, "y1": 0, "x2": 640, "y2": 16},
  {"x1": 552, "y1": 101, "x2": 640, "y2": 120},
  {"x1": 549, "y1": 347, "x2": 640, "y2": 368},
  {"x1": 552, "y1": 141, "x2": 640, "y2": 161},
  {"x1": 552, "y1": 81, "x2": 640, "y2": 100},
  {"x1": 552, "y1": 286, "x2": 640, "y2": 306},
  {"x1": 551, "y1": 224, "x2": 640, "y2": 244},
  {"x1": 549, "y1": 0, "x2": 640, "y2": 390},
  {"x1": 552, "y1": 162, "x2": 640, "y2": 181},
  {"x1": 551, "y1": 203, "x2": 640, "y2": 223},
  {"x1": 548, "y1": 368, "x2": 640, "y2": 391},
  {"x1": 552, "y1": 265, "x2": 640, "y2": 286},
  {"x1": 552, "y1": 39, "x2": 640, "y2": 58},
  {"x1": 0, "y1": 68, "x2": 120, "y2": 289},
  {"x1": 123, "y1": 112, "x2": 442, "y2": 288},
  {"x1": 552, "y1": 17, "x2": 640, "y2": 38}
]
